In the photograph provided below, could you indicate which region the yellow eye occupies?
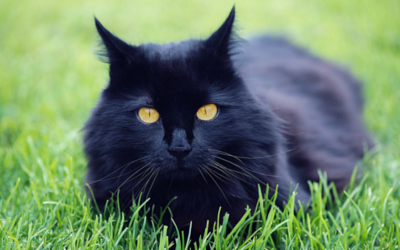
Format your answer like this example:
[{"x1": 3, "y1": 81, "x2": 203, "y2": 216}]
[
  {"x1": 196, "y1": 104, "x2": 218, "y2": 121},
  {"x1": 138, "y1": 107, "x2": 159, "y2": 123}
]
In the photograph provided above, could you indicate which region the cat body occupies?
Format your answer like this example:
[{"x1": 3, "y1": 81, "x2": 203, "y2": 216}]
[{"x1": 84, "y1": 8, "x2": 373, "y2": 236}]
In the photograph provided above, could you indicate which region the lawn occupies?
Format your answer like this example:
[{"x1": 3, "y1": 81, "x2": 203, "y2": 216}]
[{"x1": 1, "y1": 0, "x2": 399, "y2": 249}]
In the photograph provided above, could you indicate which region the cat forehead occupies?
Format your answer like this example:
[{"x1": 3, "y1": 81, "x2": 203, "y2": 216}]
[
  {"x1": 129, "y1": 41, "x2": 241, "y2": 106},
  {"x1": 135, "y1": 41, "x2": 213, "y2": 92},
  {"x1": 140, "y1": 39, "x2": 202, "y2": 61},
  {"x1": 143, "y1": 81, "x2": 238, "y2": 109}
]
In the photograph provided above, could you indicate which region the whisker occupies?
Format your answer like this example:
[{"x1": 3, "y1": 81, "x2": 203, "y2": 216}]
[
  {"x1": 115, "y1": 166, "x2": 153, "y2": 196},
  {"x1": 203, "y1": 166, "x2": 231, "y2": 207},
  {"x1": 208, "y1": 161, "x2": 243, "y2": 183},
  {"x1": 133, "y1": 167, "x2": 155, "y2": 193},
  {"x1": 118, "y1": 168, "x2": 154, "y2": 208},
  {"x1": 121, "y1": 167, "x2": 154, "y2": 206},
  {"x1": 214, "y1": 155, "x2": 266, "y2": 185},
  {"x1": 209, "y1": 150, "x2": 289, "y2": 201},
  {"x1": 115, "y1": 162, "x2": 152, "y2": 192},
  {"x1": 112, "y1": 166, "x2": 154, "y2": 212},
  {"x1": 210, "y1": 161, "x2": 247, "y2": 182},
  {"x1": 207, "y1": 148, "x2": 295, "y2": 160},
  {"x1": 215, "y1": 164, "x2": 286, "y2": 201},
  {"x1": 214, "y1": 158, "x2": 280, "y2": 178},
  {"x1": 210, "y1": 159, "x2": 285, "y2": 203},
  {"x1": 86, "y1": 156, "x2": 149, "y2": 185},
  {"x1": 207, "y1": 149, "x2": 245, "y2": 164},
  {"x1": 145, "y1": 169, "x2": 160, "y2": 199},
  {"x1": 213, "y1": 153, "x2": 283, "y2": 178},
  {"x1": 205, "y1": 165, "x2": 231, "y2": 184},
  {"x1": 207, "y1": 148, "x2": 290, "y2": 177},
  {"x1": 197, "y1": 168, "x2": 209, "y2": 185}
]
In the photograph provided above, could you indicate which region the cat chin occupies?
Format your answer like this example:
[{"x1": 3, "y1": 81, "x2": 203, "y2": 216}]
[{"x1": 169, "y1": 168, "x2": 198, "y2": 179}]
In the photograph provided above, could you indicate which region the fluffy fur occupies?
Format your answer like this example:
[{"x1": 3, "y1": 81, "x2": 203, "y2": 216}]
[{"x1": 84, "y1": 7, "x2": 373, "y2": 237}]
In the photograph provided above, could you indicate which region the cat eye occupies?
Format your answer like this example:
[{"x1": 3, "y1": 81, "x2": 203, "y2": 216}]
[
  {"x1": 196, "y1": 104, "x2": 218, "y2": 121},
  {"x1": 138, "y1": 107, "x2": 159, "y2": 123}
]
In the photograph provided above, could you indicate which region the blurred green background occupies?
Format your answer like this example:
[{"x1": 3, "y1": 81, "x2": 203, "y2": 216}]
[
  {"x1": 0, "y1": 0, "x2": 399, "y2": 248},
  {"x1": 1, "y1": 0, "x2": 399, "y2": 143}
]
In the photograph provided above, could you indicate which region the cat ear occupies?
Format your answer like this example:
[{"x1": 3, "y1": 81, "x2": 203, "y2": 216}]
[
  {"x1": 205, "y1": 6, "x2": 236, "y2": 57},
  {"x1": 94, "y1": 18, "x2": 134, "y2": 65}
]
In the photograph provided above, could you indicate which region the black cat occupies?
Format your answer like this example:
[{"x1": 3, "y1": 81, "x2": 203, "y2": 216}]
[{"x1": 84, "y1": 7, "x2": 373, "y2": 237}]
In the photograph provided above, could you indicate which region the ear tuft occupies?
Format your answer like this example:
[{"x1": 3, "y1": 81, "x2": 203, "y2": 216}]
[
  {"x1": 94, "y1": 18, "x2": 133, "y2": 64},
  {"x1": 205, "y1": 6, "x2": 237, "y2": 57}
]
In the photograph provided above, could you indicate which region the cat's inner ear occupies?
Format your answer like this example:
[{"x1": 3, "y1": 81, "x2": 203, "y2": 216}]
[
  {"x1": 94, "y1": 18, "x2": 134, "y2": 65},
  {"x1": 204, "y1": 6, "x2": 236, "y2": 57}
]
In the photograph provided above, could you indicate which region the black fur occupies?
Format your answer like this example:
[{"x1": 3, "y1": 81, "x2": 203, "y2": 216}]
[{"x1": 84, "y1": 7, "x2": 373, "y2": 236}]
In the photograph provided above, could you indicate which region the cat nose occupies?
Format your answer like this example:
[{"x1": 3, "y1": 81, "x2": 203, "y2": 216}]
[
  {"x1": 168, "y1": 145, "x2": 192, "y2": 158},
  {"x1": 168, "y1": 129, "x2": 192, "y2": 158}
]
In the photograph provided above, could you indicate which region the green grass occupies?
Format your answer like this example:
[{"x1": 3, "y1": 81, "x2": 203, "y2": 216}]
[{"x1": 1, "y1": 0, "x2": 399, "y2": 249}]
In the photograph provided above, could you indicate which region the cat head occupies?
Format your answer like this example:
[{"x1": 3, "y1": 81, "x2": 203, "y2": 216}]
[{"x1": 84, "y1": 7, "x2": 278, "y2": 190}]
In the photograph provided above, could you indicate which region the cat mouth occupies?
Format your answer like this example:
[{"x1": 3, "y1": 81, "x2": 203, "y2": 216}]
[
  {"x1": 167, "y1": 157, "x2": 200, "y2": 177},
  {"x1": 169, "y1": 151, "x2": 192, "y2": 169},
  {"x1": 175, "y1": 158, "x2": 191, "y2": 170},
  {"x1": 176, "y1": 160, "x2": 184, "y2": 169},
  {"x1": 170, "y1": 166, "x2": 200, "y2": 181}
]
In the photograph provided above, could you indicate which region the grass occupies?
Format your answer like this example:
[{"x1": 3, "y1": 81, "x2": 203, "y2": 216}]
[{"x1": 1, "y1": 0, "x2": 399, "y2": 249}]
